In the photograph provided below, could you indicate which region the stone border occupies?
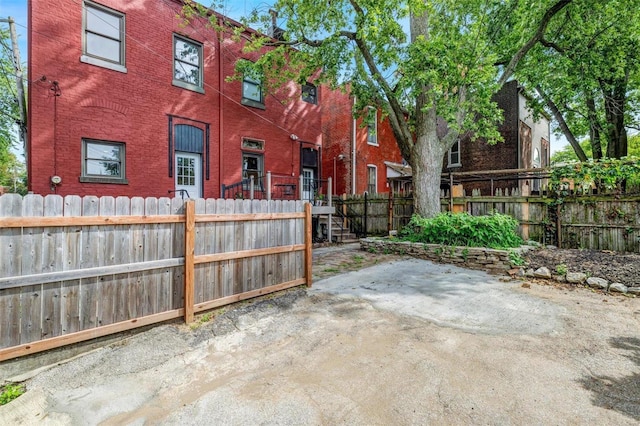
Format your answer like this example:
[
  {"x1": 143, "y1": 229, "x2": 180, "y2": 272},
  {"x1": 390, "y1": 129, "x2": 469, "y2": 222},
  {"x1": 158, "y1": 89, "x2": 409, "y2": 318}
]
[{"x1": 360, "y1": 238, "x2": 524, "y2": 273}]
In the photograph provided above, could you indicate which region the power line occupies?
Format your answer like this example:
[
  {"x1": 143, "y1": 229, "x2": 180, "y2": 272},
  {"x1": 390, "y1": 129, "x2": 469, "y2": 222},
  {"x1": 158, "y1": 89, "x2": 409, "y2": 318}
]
[{"x1": 25, "y1": 0, "x2": 323, "y2": 139}]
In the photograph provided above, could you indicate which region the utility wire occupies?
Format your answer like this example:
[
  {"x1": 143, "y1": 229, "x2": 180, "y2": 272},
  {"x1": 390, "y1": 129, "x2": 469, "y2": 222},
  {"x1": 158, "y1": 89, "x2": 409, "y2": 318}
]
[{"x1": 24, "y1": 0, "x2": 323, "y2": 139}]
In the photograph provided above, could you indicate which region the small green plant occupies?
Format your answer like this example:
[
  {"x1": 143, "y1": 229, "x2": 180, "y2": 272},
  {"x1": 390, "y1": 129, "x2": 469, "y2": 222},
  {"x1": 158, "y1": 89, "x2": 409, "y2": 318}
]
[
  {"x1": 367, "y1": 247, "x2": 377, "y2": 253},
  {"x1": 352, "y1": 255, "x2": 364, "y2": 263},
  {"x1": 0, "y1": 383, "x2": 25, "y2": 405},
  {"x1": 509, "y1": 250, "x2": 525, "y2": 266},
  {"x1": 323, "y1": 267, "x2": 340, "y2": 273},
  {"x1": 556, "y1": 264, "x2": 568, "y2": 275},
  {"x1": 461, "y1": 248, "x2": 469, "y2": 262}
]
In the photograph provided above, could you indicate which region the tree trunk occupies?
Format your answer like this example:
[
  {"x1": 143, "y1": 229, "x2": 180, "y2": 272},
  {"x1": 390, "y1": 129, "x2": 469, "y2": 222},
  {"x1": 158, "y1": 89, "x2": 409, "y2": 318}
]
[
  {"x1": 537, "y1": 85, "x2": 588, "y2": 162},
  {"x1": 586, "y1": 95, "x2": 603, "y2": 160},
  {"x1": 603, "y1": 79, "x2": 628, "y2": 158},
  {"x1": 411, "y1": 124, "x2": 446, "y2": 218}
]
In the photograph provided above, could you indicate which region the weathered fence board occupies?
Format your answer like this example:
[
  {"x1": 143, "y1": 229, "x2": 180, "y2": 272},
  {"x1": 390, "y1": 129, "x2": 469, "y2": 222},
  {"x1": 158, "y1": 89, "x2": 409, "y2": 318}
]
[
  {"x1": 0, "y1": 195, "x2": 312, "y2": 361},
  {"x1": 340, "y1": 192, "x2": 640, "y2": 252}
]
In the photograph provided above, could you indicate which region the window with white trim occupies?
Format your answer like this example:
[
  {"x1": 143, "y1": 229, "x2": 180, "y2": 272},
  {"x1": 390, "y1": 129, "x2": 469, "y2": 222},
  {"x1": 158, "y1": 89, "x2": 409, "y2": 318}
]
[
  {"x1": 173, "y1": 35, "x2": 203, "y2": 92},
  {"x1": 81, "y1": 1, "x2": 126, "y2": 72},
  {"x1": 241, "y1": 61, "x2": 264, "y2": 109},
  {"x1": 367, "y1": 165, "x2": 377, "y2": 194},
  {"x1": 366, "y1": 107, "x2": 377, "y2": 145},
  {"x1": 81, "y1": 139, "x2": 127, "y2": 183},
  {"x1": 447, "y1": 139, "x2": 461, "y2": 168}
]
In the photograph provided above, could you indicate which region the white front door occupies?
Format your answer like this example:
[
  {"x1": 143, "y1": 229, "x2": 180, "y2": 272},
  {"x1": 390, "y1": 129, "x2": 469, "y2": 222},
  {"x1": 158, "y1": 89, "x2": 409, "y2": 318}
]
[
  {"x1": 302, "y1": 168, "x2": 315, "y2": 202},
  {"x1": 175, "y1": 152, "x2": 202, "y2": 198}
]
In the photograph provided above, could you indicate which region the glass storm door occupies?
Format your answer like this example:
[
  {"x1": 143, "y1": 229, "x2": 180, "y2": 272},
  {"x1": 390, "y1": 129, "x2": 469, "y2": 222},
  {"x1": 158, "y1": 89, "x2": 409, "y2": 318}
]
[
  {"x1": 175, "y1": 152, "x2": 202, "y2": 198},
  {"x1": 302, "y1": 168, "x2": 315, "y2": 202}
]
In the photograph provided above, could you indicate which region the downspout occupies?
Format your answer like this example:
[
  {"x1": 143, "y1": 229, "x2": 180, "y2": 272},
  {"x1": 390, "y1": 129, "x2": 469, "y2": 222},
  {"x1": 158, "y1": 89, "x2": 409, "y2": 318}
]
[
  {"x1": 218, "y1": 18, "x2": 224, "y2": 196},
  {"x1": 351, "y1": 95, "x2": 356, "y2": 194}
]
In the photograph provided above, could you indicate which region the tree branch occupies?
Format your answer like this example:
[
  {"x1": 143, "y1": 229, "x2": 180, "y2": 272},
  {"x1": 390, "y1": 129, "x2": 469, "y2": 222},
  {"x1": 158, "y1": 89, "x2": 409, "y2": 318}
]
[
  {"x1": 536, "y1": 85, "x2": 588, "y2": 161},
  {"x1": 498, "y1": 0, "x2": 573, "y2": 86}
]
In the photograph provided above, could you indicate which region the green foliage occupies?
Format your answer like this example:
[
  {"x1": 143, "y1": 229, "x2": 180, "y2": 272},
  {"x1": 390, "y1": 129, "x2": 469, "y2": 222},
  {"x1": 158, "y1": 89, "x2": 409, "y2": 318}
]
[
  {"x1": 510, "y1": 0, "x2": 640, "y2": 159},
  {"x1": 0, "y1": 27, "x2": 26, "y2": 195},
  {"x1": 509, "y1": 250, "x2": 525, "y2": 266},
  {"x1": 399, "y1": 212, "x2": 523, "y2": 249},
  {"x1": 555, "y1": 264, "x2": 568, "y2": 276},
  {"x1": 549, "y1": 157, "x2": 640, "y2": 194},
  {"x1": 0, "y1": 383, "x2": 25, "y2": 405},
  {"x1": 552, "y1": 135, "x2": 640, "y2": 164}
]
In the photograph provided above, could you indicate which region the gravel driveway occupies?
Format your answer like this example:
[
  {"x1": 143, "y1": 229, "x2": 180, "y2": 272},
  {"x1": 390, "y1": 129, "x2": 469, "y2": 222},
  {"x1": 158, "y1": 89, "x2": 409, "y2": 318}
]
[{"x1": 1, "y1": 245, "x2": 639, "y2": 425}]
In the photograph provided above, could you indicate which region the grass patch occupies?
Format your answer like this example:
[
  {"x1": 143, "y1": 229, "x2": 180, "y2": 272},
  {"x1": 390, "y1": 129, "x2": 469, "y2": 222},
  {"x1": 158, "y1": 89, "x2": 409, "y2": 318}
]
[{"x1": 0, "y1": 383, "x2": 25, "y2": 405}]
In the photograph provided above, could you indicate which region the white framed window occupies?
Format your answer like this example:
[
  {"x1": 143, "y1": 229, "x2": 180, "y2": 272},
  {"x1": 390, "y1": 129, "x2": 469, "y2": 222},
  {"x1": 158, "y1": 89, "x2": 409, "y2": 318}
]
[
  {"x1": 448, "y1": 139, "x2": 461, "y2": 168},
  {"x1": 173, "y1": 35, "x2": 203, "y2": 93},
  {"x1": 81, "y1": 139, "x2": 128, "y2": 184},
  {"x1": 302, "y1": 83, "x2": 317, "y2": 104},
  {"x1": 81, "y1": 1, "x2": 126, "y2": 73},
  {"x1": 366, "y1": 107, "x2": 377, "y2": 145},
  {"x1": 367, "y1": 165, "x2": 377, "y2": 194},
  {"x1": 239, "y1": 60, "x2": 264, "y2": 109}
]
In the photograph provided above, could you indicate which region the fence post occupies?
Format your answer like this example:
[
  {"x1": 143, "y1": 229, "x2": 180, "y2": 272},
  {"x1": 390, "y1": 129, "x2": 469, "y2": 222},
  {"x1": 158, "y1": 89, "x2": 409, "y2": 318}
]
[
  {"x1": 249, "y1": 175, "x2": 255, "y2": 200},
  {"x1": 364, "y1": 191, "x2": 368, "y2": 238},
  {"x1": 184, "y1": 199, "x2": 195, "y2": 323},
  {"x1": 266, "y1": 171, "x2": 272, "y2": 201},
  {"x1": 305, "y1": 202, "x2": 313, "y2": 287},
  {"x1": 327, "y1": 177, "x2": 332, "y2": 243},
  {"x1": 388, "y1": 187, "x2": 394, "y2": 233}
]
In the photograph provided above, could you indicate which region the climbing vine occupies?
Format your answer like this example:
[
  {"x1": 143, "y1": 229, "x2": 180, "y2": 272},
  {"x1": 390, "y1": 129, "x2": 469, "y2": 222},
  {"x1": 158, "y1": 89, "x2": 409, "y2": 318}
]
[{"x1": 549, "y1": 157, "x2": 640, "y2": 195}]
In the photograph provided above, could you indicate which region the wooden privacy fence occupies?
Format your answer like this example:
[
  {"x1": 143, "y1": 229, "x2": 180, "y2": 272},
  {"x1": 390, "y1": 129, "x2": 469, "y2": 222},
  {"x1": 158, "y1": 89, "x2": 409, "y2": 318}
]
[
  {"x1": 0, "y1": 194, "x2": 312, "y2": 361},
  {"x1": 341, "y1": 192, "x2": 640, "y2": 252}
]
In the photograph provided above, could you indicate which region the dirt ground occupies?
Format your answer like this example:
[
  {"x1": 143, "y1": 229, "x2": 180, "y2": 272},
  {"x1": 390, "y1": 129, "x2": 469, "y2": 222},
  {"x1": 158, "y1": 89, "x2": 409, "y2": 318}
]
[
  {"x1": 1, "y1": 244, "x2": 639, "y2": 425},
  {"x1": 524, "y1": 247, "x2": 640, "y2": 287}
]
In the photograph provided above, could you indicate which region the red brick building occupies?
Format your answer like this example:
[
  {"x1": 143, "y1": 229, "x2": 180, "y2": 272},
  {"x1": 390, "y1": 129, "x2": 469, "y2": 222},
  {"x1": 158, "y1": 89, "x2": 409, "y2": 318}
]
[
  {"x1": 27, "y1": 0, "x2": 322, "y2": 198},
  {"x1": 330, "y1": 80, "x2": 551, "y2": 197},
  {"x1": 321, "y1": 88, "x2": 403, "y2": 196}
]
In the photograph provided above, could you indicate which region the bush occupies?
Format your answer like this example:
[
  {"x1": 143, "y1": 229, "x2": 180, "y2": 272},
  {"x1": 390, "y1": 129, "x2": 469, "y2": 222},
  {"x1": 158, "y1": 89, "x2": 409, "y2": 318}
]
[
  {"x1": 0, "y1": 383, "x2": 25, "y2": 405},
  {"x1": 399, "y1": 212, "x2": 523, "y2": 249}
]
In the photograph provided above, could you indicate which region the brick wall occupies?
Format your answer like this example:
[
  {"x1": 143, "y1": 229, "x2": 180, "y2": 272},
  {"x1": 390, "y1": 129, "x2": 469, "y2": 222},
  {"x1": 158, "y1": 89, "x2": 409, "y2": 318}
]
[
  {"x1": 321, "y1": 88, "x2": 403, "y2": 196},
  {"x1": 28, "y1": 0, "x2": 321, "y2": 198}
]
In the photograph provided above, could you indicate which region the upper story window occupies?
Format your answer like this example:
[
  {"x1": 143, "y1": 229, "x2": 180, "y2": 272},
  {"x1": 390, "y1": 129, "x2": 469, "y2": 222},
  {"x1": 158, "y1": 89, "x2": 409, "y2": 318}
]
[
  {"x1": 80, "y1": 139, "x2": 128, "y2": 184},
  {"x1": 173, "y1": 35, "x2": 204, "y2": 93},
  {"x1": 81, "y1": 1, "x2": 126, "y2": 73},
  {"x1": 366, "y1": 107, "x2": 377, "y2": 145},
  {"x1": 302, "y1": 83, "x2": 317, "y2": 104},
  {"x1": 240, "y1": 61, "x2": 265, "y2": 109},
  {"x1": 448, "y1": 138, "x2": 461, "y2": 168}
]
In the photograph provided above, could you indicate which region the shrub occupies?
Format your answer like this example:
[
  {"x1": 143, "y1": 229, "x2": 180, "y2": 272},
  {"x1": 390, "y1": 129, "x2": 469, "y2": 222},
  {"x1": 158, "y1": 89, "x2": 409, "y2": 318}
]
[
  {"x1": 0, "y1": 383, "x2": 25, "y2": 405},
  {"x1": 399, "y1": 212, "x2": 523, "y2": 249}
]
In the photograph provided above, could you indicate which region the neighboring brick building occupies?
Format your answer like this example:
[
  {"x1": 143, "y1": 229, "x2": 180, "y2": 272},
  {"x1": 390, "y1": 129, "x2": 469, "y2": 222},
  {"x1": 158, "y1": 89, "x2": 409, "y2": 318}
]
[
  {"x1": 321, "y1": 81, "x2": 549, "y2": 198},
  {"x1": 443, "y1": 80, "x2": 551, "y2": 195},
  {"x1": 321, "y1": 88, "x2": 403, "y2": 196},
  {"x1": 28, "y1": 0, "x2": 322, "y2": 198}
]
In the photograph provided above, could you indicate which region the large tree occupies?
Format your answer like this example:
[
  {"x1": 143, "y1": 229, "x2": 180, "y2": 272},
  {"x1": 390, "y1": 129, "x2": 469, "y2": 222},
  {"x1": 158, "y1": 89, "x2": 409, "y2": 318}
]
[
  {"x1": 509, "y1": 0, "x2": 640, "y2": 161},
  {"x1": 191, "y1": 0, "x2": 571, "y2": 217}
]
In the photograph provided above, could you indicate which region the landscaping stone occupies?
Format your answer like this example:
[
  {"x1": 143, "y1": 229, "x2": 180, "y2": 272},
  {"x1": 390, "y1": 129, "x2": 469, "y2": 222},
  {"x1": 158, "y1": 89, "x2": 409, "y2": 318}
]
[
  {"x1": 566, "y1": 272, "x2": 587, "y2": 284},
  {"x1": 586, "y1": 277, "x2": 608, "y2": 290},
  {"x1": 609, "y1": 283, "x2": 628, "y2": 293},
  {"x1": 628, "y1": 287, "x2": 640, "y2": 295},
  {"x1": 525, "y1": 268, "x2": 535, "y2": 277},
  {"x1": 533, "y1": 267, "x2": 551, "y2": 279}
]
